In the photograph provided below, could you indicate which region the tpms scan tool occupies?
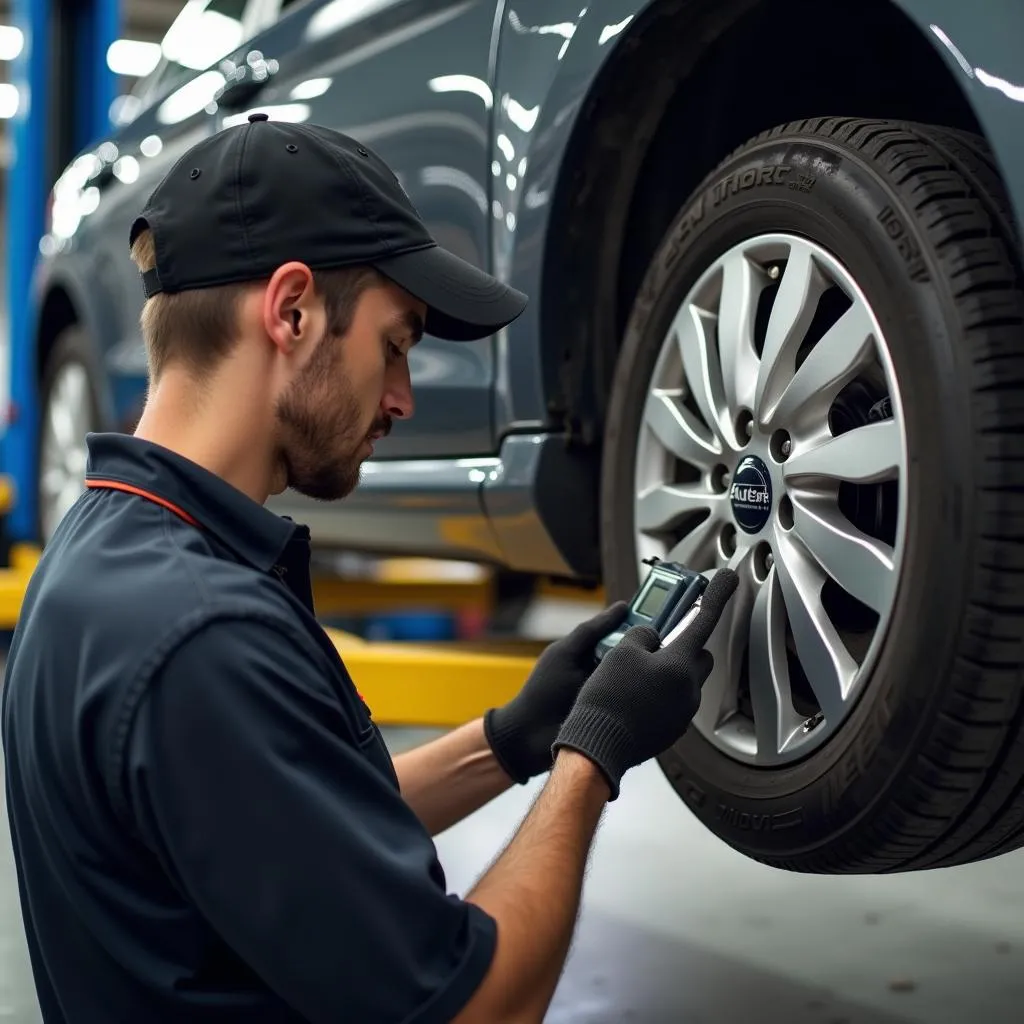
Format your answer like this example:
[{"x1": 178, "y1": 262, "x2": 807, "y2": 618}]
[{"x1": 594, "y1": 557, "x2": 709, "y2": 662}]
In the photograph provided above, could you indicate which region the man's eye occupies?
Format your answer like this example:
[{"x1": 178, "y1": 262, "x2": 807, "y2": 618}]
[{"x1": 387, "y1": 341, "x2": 403, "y2": 359}]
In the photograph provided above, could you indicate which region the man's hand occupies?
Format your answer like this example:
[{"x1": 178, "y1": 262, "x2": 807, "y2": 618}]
[
  {"x1": 554, "y1": 568, "x2": 738, "y2": 799},
  {"x1": 482, "y1": 601, "x2": 629, "y2": 784}
]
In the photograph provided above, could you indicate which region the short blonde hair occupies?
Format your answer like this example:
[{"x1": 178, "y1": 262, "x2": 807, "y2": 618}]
[{"x1": 130, "y1": 228, "x2": 383, "y2": 380}]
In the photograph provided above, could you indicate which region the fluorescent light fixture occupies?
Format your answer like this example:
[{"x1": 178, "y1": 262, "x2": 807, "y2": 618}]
[
  {"x1": 107, "y1": 39, "x2": 162, "y2": 77},
  {"x1": 156, "y1": 70, "x2": 225, "y2": 125},
  {"x1": 79, "y1": 186, "x2": 101, "y2": 217},
  {"x1": 598, "y1": 16, "x2": 633, "y2": 46},
  {"x1": 139, "y1": 134, "x2": 163, "y2": 158},
  {"x1": 0, "y1": 83, "x2": 19, "y2": 119},
  {"x1": 110, "y1": 94, "x2": 142, "y2": 126},
  {"x1": 113, "y1": 155, "x2": 140, "y2": 184},
  {"x1": 975, "y1": 67, "x2": 1024, "y2": 102},
  {"x1": 305, "y1": 0, "x2": 392, "y2": 41},
  {"x1": 428, "y1": 74, "x2": 492, "y2": 107},
  {"x1": 929, "y1": 23, "x2": 974, "y2": 79},
  {"x1": 161, "y1": 1, "x2": 244, "y2": 71},
  {"x1": 289, "y1": 77, "x2": 331, "y2": 100},
  {"x1": 505, "y1": 98, "x2": 538, "y2": 132},
  {"x1": 0, "y1": 26, "x2": 24, "y2": 61}
]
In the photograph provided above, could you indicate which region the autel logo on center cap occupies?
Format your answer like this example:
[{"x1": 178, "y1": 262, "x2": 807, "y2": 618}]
[{"x1": 730, "y1": 455, "x2": 772, "y2": 534}]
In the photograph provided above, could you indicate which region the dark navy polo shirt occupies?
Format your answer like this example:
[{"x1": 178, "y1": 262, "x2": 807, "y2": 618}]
[{"x1": 1, "y1": 432, "x2": 496, "y2": 1023}]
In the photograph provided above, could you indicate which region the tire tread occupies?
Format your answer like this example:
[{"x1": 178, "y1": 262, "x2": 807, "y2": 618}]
[{"x1": 793, "y1": 119, "x2": 1024, "y2": 872}]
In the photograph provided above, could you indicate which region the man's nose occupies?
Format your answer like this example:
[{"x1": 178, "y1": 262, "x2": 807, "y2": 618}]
[{"x1": 382, "y1": 361, "x2": 414, "y2": 420}]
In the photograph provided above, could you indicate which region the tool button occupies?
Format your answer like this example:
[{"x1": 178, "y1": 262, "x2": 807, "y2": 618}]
[{"x1": 248, "y1": 112, "x2": 269, "y2": 122}]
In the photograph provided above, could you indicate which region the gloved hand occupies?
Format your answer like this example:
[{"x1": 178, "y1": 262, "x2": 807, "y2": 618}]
[
  {"x1": 552, "y1": 568, "x2": 739, "y2": 799},
  {"x1": 483, "y1": 601, "x2": 630, "y2": 783}
]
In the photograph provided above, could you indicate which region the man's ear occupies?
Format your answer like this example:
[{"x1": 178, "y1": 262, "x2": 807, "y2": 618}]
[{"x1": 262, "y1": 262, "x2": 322, "y2": 354}]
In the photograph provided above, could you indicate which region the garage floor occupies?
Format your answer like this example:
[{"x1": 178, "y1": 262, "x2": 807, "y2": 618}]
[{"x1": 3, "y1": 721, "x2": 1024, "y2": 1023}]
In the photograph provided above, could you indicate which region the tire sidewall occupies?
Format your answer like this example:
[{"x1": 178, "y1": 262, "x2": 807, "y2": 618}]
[
  {"x1": 37, "y1": 328, "x2": 102, "y2": 545},
  {"x1": 601, "y1": 133, "x2": 977, "y2": 860}
]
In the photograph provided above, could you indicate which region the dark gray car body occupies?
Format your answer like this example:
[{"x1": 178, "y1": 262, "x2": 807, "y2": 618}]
[{"x1": 30, "y1": 0, "x2": 1024, "y2": 581}]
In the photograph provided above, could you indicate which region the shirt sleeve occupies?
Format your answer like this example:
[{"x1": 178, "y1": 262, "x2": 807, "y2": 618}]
[{"x1": 120, "y1": 613, "x2": 497, "y2": 1024}]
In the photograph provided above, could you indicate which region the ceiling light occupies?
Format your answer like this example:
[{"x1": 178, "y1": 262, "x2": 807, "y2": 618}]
[
  {"x1": 0, "y1": 26, "x2": 24, "y2": 61},
  {"x1": 107, "y1": 39, "x2": 162, "y2": 77},
  {"x1": 0, "y1": 83, "x2": 19, "y2": 118}
]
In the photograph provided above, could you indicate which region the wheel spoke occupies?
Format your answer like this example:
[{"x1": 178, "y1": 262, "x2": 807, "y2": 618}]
[
  {"x1": 716, "y1": 252, "x2": 762, "y2": 418},
  {"x1": 666, "y1": 516, "x2": 724, "y2": 572},
  {"x1": 747, "y1": 567, "x2": 806, "y2": 761},
  {"x1": 636, "y1": 233, "x2": 908, "y2": 767},
  {"x1": 39, "y1": 361, "x2": 97, "y2": 544},
  {"x1": 790, "y1": 495, "x2": 896, "y2": 615},
  {"x1": 59, "y1": 366, "x2": 86, "y2": 429},
  {"x1": 643, "y1": 389, "x2": 722, "y2": 469},
  {"x1": 755, "y1": 243, "x2": 828, "y2": 422},
  {"x1": 48, "y1": 397, "x2": 75, "y2": 450},
  {"x1": 769, "y1": 301, "x2": 875, "y2": 431},
  {"x1": 635, "y1": 483, "x2": 726, "y2": 535},
  {"x1": 692, "y1": 546, "x2": 756, "y2": 736},
  {"x1": 784, "y1": 419, "x2": 902, "y2": 485},
  {"x1": 39, "y1": 467, "x2": 66, "y2": 501},
  {"x1": 674, "y1": 303, "x2": 731, "y2": 445},
  {"x1": 774, "y1": 529, "x2": 857, "y2": 723}
]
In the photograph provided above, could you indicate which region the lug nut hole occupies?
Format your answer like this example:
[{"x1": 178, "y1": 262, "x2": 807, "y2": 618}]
[
  {"x1": 719, "y1": 522, "x2": 737, "y2": 559},
  {"x1": 753, "y1": 541, "x2": 773, "y2": 582},
  {"x1": 770, "y1": 429, "x2": 792, "y2": 462},
  {"x1": 735, "y1": 409, "x2": 754, "y2": 445},
  {"x1": 712, "y1": 464, "x2": 731, "y2": 493},
  {"x1": 778, "y1": 494, "x2": 794, "y2": 531}
]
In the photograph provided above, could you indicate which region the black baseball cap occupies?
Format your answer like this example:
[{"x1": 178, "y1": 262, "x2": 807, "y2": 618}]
[{"x1": 129, "y1": 112, "x2": 527, "y2": 342}]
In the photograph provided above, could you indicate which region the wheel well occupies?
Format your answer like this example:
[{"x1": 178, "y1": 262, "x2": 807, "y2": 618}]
[
  {"x1": 541, "y1": 0, "x2": 984, "y2": 446},
  {"x1": 36, "y1": 286, "x2": 79, "y2": 383}
]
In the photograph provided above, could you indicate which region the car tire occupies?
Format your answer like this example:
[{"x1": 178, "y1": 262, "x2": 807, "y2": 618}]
[
  {"x1": 600, "y1": 117, "x2": 1024, "y2": 873},
  {"x1": 37, "y1": 326, "x2": 101, "y2": 545}
]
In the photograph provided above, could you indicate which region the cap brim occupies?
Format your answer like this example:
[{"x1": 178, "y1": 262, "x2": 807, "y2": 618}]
[{"x1": 372, "y1": 244, "x2": 527, "y2": 342}]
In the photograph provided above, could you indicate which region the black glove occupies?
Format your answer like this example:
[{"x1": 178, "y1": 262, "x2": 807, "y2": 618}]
[
  {"x1": 552, "y1": 568, "x2": 739, "y2": 799},
  {"x1": 483, "y1": 601, "x2": 630, "y2": 783}
]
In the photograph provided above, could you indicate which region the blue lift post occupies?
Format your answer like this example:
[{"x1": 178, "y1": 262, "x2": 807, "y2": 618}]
[{"x1": 3, "y1": 0, "x2": 120, "y2": 546}]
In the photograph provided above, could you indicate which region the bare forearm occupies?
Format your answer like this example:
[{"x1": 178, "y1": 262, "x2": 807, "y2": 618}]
[
  {"x1": 452, "y1": 750, "x2": 610, "y2": 1024},
  {"x1": 393, "y1": 718, "x2": 514, "y2": 835}
]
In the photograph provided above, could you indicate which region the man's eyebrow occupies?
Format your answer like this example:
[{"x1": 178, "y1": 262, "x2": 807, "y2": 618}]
[{"x1": 391, "y1": 309, "x2": 424, "y2": 345}]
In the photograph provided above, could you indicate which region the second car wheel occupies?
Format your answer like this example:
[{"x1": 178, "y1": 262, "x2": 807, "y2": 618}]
[
  {"x1": 37, "y1": 326, "x2": 101, "y2": 545},
  {"x1": 601, "y1": 117, "x2": 1024, "y2": 873}
]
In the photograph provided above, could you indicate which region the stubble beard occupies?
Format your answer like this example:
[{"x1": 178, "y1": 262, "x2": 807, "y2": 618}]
[{"x1": 274, "y1": 331, "x2": 372, "y2": 502}]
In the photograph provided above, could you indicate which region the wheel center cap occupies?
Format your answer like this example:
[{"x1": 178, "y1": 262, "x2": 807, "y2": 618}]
[{"x1": 730, "y1": 454, "x2": 773, "y2": 533}]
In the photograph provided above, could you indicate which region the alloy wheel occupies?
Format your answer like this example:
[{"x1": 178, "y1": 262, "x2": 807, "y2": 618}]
[
  {"x1": 39, "y1": 360, "x2": 93, "y2": 543},
  {"x1": 633, "y1": 233, "x2": 908, "y2": 766}
]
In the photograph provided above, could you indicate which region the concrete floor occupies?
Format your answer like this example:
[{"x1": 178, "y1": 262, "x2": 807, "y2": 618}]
[{"x1": 4, "y1": 721, "x2": 1024, "y2": 1023}]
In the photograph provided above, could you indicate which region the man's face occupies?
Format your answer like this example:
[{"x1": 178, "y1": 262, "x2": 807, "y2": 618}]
[{"x1": 274, "y1": 278, "x2": 423, "y2": 500}]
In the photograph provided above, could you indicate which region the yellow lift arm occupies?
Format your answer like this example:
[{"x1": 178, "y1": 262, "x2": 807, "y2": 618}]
[{"x1": 0, "y1": 523, "x2": 600, "y2": 727}]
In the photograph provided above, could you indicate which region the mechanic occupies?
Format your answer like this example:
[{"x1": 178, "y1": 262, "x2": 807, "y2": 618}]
[{"x1": 2, "y1": 114, "x2": 737, "y2": 1024}]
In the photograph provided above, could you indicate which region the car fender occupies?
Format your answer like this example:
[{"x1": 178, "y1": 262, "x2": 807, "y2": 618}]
[
  {"x1": 32, "y1": 254, "x2": 119, "y2": 429},
  {"x1": 490, "y1": 0, "x2": 681, "y2": 431},
  {"x1": 889, "y1": 0, "x2": 1024, "y2": 243},
  {"x1": 493, "y1": 0, "x2": 1024, "y2": 434}
]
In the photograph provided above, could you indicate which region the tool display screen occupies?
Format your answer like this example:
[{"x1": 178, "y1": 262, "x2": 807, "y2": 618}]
[{"x1": 636, "y1": 579, "x2": 672, "y2": 619}]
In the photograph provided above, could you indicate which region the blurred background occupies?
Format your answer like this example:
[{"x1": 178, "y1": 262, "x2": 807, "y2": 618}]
[
  {"x1": 0, "y1": 0, "x2": 183, "y2": 320},
  {"x1": 2, "y1": 3, "x2": 1024, "y2": 1022}
]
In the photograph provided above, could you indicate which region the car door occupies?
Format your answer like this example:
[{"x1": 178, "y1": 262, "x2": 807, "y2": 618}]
[
  {"x1": 210, "y1": 0, "x2": 500, "y2": 460},
  {"x1": 80, "y1": 0, "x2": 274, "y2": 429}
]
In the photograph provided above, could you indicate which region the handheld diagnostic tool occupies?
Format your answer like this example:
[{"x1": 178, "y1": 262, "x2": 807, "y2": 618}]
[{"x1": 594, "y1": 557, "x2": 709, "y2": 662}]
